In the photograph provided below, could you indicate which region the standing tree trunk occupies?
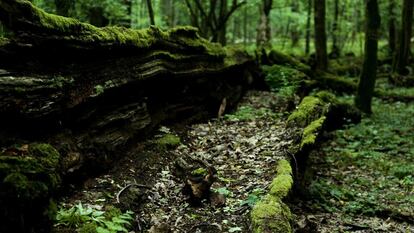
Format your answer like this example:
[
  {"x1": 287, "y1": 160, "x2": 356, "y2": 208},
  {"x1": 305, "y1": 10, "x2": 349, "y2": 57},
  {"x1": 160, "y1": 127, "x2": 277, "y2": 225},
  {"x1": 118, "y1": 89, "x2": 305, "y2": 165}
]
[
  {"x1": 243, "y1": 5, "x2": 248, "y2": 45},
  {"x1": 314, "y1": 0, "x2": 328, "y2": 70},
  {"x1": 331, "y1": 0, "x2": 340, "y2": 58},
  {"x1": 146, "y1": 0, "x2": 155, "y2": 25},
  {"x1": 290, "y1": 0, "x2": 300, "y2": 47},
  {"x1": 160, "y1": 0, "x2": 174, "y2": 27},
  {"x1": 218, "y1": 0, "x2": 228, "y2": 45},
  {"x1": 305, "y1": 0, "x2": 312, "y2": 55},
  {"x1": 393, "y1": 0, "x2": 414, "y2": 75},
  {"x1": 88, "y1": 7, "x2": 109, "y2": 27},
  {"x1": 256, "y1": 0, "x2": 273, "y2": 47},
  {"x1": 388, "y1": 0, "x2": 397, "y2": 56},
  {"x1": 355, "y1": 0, "x2": 381, "y2": 113}
]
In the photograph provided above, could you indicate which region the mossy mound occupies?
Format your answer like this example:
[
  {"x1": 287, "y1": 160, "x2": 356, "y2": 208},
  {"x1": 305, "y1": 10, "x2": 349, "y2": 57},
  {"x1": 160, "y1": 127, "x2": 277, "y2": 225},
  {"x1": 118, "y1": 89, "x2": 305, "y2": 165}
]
[
  {"x1": 287, "y1": 95, "x2": 327, "y2": 128},
  {"x1": 251, "y1": 159, "x2": 293, "y2": 233},
  {"x1": 287, "y1": 91, "x2": 361, "y2": 151},
  {"x1": 0, "y1": 143, "x2": 62, "y2": 232},
  {"x1": 266, "y1": 50, "x2": 311, "y2": 75}
]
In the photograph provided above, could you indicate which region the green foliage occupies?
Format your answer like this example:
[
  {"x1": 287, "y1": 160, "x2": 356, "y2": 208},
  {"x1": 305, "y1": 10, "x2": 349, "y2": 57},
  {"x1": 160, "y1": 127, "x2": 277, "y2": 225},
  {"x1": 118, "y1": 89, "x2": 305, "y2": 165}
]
[
  {"x1": 240, "y1": 188, "x2": 265, "y2": 207},
  {"x1": 309, "y1": 98, "x2": 414, "y2": 218},
  {"x1": 55, "y1": 203, "x2": 134, "y2": 233},
  {"x1": 224, "y1": 106, "x2": 272, "y2": 121},
  {"x1": 215, "y1": 187, "x2": 233, "y2": 197},
  {"x1": 263, "y1": 65, "x2": 307, "y2": 98}
]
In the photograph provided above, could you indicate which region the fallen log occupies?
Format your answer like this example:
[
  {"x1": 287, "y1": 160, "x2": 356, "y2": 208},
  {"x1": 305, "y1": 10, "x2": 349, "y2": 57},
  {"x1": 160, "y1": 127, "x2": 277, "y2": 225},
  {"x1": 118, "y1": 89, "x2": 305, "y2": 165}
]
[{"x1": 0, "y1": 1, "x2": 255, "y2": 232}]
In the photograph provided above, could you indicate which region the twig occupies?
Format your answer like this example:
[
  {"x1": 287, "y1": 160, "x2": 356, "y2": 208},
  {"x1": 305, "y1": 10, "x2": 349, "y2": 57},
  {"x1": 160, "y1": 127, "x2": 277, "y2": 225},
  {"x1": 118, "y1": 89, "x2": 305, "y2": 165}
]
[
  {"x1": 116, "y1": 183, "x2": 151, "y2": 204},
  {"x1": 189, "y1": 222, "x2": 221, "y2": 233}
]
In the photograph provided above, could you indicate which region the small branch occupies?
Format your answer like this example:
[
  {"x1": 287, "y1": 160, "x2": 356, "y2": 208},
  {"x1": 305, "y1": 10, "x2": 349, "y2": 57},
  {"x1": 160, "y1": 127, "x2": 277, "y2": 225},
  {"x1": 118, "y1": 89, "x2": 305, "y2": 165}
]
[{"x1": 116, "y1": 183, "x2": 151, "y2": 204}]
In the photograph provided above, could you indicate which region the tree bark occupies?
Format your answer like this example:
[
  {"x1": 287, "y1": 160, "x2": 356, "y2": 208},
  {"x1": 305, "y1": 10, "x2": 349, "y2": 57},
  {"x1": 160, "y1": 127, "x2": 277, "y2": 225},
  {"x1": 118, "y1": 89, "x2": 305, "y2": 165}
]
[
  {"x1": 256, "y1": 0, "x2": 273, "y2": 47},
  {"x1": 331, "y1": 0, "x2": 340, "y2": 58},
  {"x1": 305, "y1": 0, "x2": 312, "y2": 55},
  {"x1": 388, "y1": 0, "x2": 397, "y2": 56},
  {"x1": 146, "y1": 0, "x2": 155, "y2": 25},
  {"x1": 393, "y1": 0, "x2": 414, "y2": 75},
  {"x1": 355, "y1": 0, "x2": 381, "y2": 113},
  {"x1": 290, "y1": 0, "x2": 300, "y2": 47},
  {"x1": 314, "y1": 0, "x2": 328, "y2": 70}
]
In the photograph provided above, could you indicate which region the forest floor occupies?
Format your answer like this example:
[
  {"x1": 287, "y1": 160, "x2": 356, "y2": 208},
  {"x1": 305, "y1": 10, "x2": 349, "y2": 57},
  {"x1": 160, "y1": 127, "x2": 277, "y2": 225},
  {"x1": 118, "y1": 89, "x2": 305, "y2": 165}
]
[
  {"x1": 53, "y1": 90, "x2": 294, "y2": 233},
  {"x1": 52, "y1": 72, "x2": 414, "y2": 233},
  {"x1": 292, "y1": 89, "x2": 414, "y2": 232}
]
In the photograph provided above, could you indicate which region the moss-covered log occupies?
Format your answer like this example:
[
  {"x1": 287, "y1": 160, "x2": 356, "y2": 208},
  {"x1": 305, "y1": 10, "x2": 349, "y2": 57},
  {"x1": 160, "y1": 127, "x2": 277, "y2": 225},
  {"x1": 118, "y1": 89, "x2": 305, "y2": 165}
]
[{"x1": 0, "y1": 1, "x2": 256, "y2": 232}]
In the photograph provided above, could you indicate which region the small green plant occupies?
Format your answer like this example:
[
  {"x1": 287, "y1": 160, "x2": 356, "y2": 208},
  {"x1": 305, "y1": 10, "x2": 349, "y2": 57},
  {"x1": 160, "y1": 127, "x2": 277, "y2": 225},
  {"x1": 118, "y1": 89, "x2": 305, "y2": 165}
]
[
  {"x1": 224, "y1": 106, "x2": 271, "y2": 121},
  {"x1": 240, "y1": 188, "x2": 265, "y2": 207},
  {"x1": 55, "y1": 203, "x2": 134, "y2": 233}
]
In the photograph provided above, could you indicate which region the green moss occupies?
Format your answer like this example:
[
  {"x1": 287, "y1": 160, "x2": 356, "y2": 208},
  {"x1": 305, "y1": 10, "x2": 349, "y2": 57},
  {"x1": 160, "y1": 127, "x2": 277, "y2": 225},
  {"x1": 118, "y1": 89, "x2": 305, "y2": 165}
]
[
  {"x1": 251, "y1": 195, "x2": 292, "y2": 233},
  {"x1": 191, "y1": 167, "x2": 208, "y2": 176},
  {"x1": 300, "y1": 116, "x2": 326, "y2": 149},
  {"x1": 154, "y1": 134, "x2": 181, "y2": 150},
  {"x1": 269, "y1": 160, "x2": 293, "y2": 198},
  {"x1": 287, "y1": 96, "x2": 325, "y2": 127},
  {"x1": 0, "y1": 36, "x2": 9, "y2": 46},
  {"x1": 316, "y1": 73, "x2": 358, "y2": 94},
  {"x1": 314, "y1": 91, "x2": 337, "y2": 103},
  {"x1": 79, "y1": 223, "x2": 98, "y2": 233},
  {"x1": 7, "y1": 1, "x2": 225, "y2": 58},
  {"x1": 267, "y1": 50, "x2": 311, "y2": 75},
  {"x1": 0, "y1": 143, "x2": 61, "y2": 199}
]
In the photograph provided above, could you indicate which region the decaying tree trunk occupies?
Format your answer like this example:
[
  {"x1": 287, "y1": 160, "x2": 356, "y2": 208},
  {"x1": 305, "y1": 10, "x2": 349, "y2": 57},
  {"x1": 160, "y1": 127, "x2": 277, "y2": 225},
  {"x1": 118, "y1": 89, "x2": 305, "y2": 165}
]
[{"x1": 0, "y1": 1, "x2": 255, "y2": 232}]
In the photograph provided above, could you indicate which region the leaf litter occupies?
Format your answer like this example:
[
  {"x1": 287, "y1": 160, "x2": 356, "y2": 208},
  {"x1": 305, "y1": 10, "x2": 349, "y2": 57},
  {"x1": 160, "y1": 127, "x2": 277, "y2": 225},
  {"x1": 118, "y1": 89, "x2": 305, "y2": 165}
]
[{"x1": 54, "y1": 91, "x2": 294, "y2": 233}]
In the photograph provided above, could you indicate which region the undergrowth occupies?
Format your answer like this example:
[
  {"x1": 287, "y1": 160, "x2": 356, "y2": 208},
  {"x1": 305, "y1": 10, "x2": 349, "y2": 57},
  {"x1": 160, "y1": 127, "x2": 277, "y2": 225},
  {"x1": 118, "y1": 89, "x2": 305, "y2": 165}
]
[
  {"x1": 55, "y1": 203, "x2": 134, "y2": 233},
  {"x1": 308, "y1": 98, "x2": 414, "y2": 219}
]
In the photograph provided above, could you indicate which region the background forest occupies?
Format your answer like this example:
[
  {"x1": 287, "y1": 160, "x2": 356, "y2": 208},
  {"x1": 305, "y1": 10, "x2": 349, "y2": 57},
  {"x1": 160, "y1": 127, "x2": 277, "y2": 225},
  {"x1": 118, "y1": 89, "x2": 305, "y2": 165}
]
[{"x1": 0, "y1": 0, "x2": 404, "y2": 57}]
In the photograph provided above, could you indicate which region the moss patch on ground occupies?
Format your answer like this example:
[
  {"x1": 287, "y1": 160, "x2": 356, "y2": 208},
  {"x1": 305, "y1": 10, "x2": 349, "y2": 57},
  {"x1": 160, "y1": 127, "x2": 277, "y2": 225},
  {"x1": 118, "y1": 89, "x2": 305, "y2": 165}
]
[{"x1": 154, "y1": 134, "x2": 181, "y2": 150}]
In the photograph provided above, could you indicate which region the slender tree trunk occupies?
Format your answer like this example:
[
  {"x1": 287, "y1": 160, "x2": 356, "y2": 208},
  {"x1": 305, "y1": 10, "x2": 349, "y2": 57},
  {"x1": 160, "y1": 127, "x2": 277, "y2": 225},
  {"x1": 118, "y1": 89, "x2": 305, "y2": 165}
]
[
  {"x1": 314, "y1": 0, "x2": 328, "y2": 70},
  {"x1": 243, "y1": 6, "x2": 248, "y2": 45},
  {"x1": 393, "y1": 0, "x2": 414, "y2": 75},
  {"x1": 290, "y1": 0, "x2": 300, "y2": 47},
  {"x1": 256, "y1": 0, "x2": 273, "y2": 47},
  {"x1": 388, "y1": 0, "x2": 397, "y2": 56},
  {"x1": 331, "y1": 0, "x2": 340, "y2": 58},
  {"x1": 146, "y1": 0, "x2": 155, "y2": 25},
  {"x1": 355, "y1": 0, "x2": 381, "y2": 114},
  {"x1": 218, "y1": 0, "x2": 228, "y2": 45},
  {"x1": 305, "y1": 0, "x2": 312, "y2": 55}
]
